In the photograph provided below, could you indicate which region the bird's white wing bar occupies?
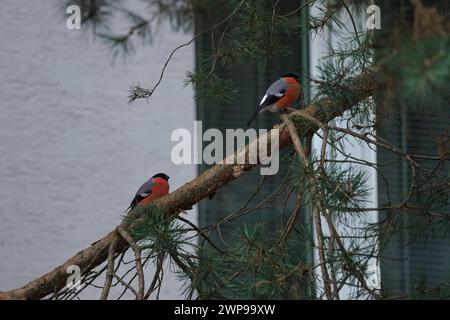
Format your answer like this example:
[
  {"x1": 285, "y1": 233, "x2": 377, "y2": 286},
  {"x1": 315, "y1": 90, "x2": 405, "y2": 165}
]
[{"x1": 259, "y1": 94, "x2": 268, "y2": 106}]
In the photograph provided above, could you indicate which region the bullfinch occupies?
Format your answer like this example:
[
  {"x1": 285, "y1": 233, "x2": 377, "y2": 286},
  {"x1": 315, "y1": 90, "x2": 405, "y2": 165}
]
[
  {"x1": 246, "y1": 73, "x2": 301, "y2": 127},
  {"x1": 127, "y1": 173, "x2": 170, "y2": 211},
  {"x1": 90, "y1": 173, "x2": 170, "y2": 246}
]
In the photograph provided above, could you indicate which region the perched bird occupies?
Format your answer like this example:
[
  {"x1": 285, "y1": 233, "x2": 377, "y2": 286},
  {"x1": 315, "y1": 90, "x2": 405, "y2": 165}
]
[
  {"x1": 90, "y1": 173, "x2": 170, "y2": 246},
  {"x1": 127, "y1": 173, "x2": 170, "y2": 211},
  {"x1": 246, "y1": 73, "x2": 301, "y2": 127}
]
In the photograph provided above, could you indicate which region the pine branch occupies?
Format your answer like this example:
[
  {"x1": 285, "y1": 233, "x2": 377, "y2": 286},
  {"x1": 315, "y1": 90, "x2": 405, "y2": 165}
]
[
  {"x1": 0, "y1": 66, "x2": 382, "y2": 300},
  {"x1": 100, "y1": 235, "x2": 119, "y2": 300}
]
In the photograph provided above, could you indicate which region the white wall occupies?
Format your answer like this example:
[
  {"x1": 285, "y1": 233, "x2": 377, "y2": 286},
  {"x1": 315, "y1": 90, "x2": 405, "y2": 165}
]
[{"x1": 0, "y1": 0, "x2": 196, "y2": 299}]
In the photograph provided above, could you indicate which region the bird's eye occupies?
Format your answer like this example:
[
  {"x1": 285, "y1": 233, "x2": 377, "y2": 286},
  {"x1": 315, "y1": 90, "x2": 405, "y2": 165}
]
[{"x1": 280, "y1": 89, "x2": 286, "y2": 94}]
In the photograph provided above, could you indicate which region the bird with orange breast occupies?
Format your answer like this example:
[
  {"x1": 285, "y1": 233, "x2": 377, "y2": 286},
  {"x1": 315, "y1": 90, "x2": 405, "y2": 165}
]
[
  {"x1": 90, "y1": 173, "x2": 170, "y2": 246},
  {"x1": 127, "y1": 173, "x2": 170, "y2": 211},
  {"x1": 246, "y1": 73, "x2": 301, "y2": 127}
]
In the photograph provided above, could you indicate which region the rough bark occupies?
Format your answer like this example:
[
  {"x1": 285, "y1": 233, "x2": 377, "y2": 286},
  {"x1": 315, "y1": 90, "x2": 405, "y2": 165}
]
[{"x1": 0, "y1": 66, "x2": 381, "y2": 300}]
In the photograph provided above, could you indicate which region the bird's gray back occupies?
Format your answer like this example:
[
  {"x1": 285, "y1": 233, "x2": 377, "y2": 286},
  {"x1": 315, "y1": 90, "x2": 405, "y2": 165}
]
[
  {"x1": 136, "y1": 179, "x2": 154, "y2": 196},
  {"x1": 265, "y1": 78, "x2": 287, "y2": 97}
]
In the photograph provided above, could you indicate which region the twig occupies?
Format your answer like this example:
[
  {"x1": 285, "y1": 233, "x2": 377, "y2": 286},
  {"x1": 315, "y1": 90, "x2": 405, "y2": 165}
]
[
  {"x1": 281, "y1": 112, "x2": 333, "y2": 299},
  {"x1": 144, "y1": 252, "x2": 165, "y2": 300},
  {"x1": 113, "y1": 274, "x2": 139, "y2": 297},
  {"x1": 118, "y1": 226, "x2": 145, "y2": 300},
  {"x1": 318, "y1": 128, "x2": 339, "y2": 299},
  {"x1": 312, "y1": 206, "x2": 333, "y2": 300},
  {"x1": 142, "y1": 0, "x2": 246, "y2": 100},
  {"x1": 324, "y1": 214, "x2": 381, "y2": 299},
  {"x1": 280, "y1": 114, "x2": 308, "y2": 163},
  {"x1": 278, "y1": 187, "x2": 304, "y2": 244},
  {"x1": 117, "y1": 255, "x2": 152, "y2": 300},
  {"x1": 100, "y1": 236, "x2": 119, "y2": 300},
  {"x1": 177, "y1": 216, "x2": 225, "y2": 254}
]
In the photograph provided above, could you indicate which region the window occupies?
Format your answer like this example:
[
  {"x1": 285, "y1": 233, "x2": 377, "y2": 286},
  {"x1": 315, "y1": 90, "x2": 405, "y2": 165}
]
[
  {"x1": 193, "y1": 1, "x2": 310, "y2": 252},
  {"x1": 377, "y1": 0, "x2": 450, "y2": 297}
]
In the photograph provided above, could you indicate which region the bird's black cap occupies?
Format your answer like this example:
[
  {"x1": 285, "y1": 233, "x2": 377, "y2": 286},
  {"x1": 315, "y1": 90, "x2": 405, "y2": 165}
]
[
  {"x1": 152, "y1": 173, "x2": 170, "y2": 181},
  {"x1": 282, "y1": 72, "x2": 300, "y2": 83}
]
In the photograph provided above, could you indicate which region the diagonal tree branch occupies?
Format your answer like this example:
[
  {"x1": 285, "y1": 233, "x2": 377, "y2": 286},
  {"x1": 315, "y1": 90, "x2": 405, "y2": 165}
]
[{"x1": 0, "y1": 66, "x2": 382, "y2": 300}]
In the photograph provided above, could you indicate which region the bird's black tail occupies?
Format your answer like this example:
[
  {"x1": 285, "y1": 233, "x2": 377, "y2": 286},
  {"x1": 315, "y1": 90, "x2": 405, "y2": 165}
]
[{"x1": 246, "y1": 107, "x2": 261, "y2": 127}]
